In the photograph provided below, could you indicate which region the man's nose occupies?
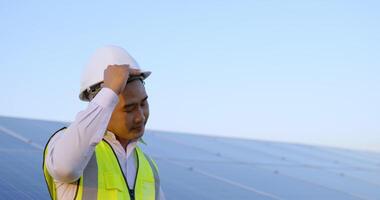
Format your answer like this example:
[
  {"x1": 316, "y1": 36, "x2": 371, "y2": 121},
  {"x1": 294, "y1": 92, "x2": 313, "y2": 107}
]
[{"x1": 134, "y1": 107, "x2": 145, "y2": 124}]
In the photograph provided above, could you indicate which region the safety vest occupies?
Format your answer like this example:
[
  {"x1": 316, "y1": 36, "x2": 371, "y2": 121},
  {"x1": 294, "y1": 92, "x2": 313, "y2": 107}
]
[{"x1": 43, "y1": 128, "x2": 160, "y2": 200}]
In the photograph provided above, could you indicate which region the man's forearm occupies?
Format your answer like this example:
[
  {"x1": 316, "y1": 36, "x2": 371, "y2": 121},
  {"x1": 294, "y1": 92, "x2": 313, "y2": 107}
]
[{"x1": 46, "y1": 88, "x2": 118, "y2": 182}]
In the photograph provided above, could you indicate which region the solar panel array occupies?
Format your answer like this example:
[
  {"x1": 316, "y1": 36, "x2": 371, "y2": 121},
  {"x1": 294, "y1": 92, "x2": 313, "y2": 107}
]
[{"x1": 0, "y1": 115, "x2": 379, "y2": 200}]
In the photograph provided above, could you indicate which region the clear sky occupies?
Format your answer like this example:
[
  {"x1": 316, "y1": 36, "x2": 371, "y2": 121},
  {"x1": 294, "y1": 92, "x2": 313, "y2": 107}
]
[{"x1": 0, "y1": 0, "x2": 379, "y2": 152}]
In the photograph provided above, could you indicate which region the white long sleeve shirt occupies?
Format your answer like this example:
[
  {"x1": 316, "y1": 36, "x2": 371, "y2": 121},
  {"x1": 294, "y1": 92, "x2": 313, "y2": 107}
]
[{"x1": 45, "y1": 88, "x2": 165, "y2": 200}]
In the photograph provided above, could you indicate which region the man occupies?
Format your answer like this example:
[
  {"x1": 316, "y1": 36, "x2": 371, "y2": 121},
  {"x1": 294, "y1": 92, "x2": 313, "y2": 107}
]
[{"x1": 43, "y1": 45, "x2": 165, "y2": 200}]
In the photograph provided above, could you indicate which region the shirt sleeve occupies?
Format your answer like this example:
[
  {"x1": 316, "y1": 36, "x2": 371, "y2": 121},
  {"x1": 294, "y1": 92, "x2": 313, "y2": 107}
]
[{"x1": 45, "y1": 88, "x2": 119, "y2": 183}]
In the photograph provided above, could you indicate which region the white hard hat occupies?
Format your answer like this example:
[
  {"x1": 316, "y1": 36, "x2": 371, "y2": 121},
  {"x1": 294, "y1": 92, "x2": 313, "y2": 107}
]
[{"x1": 79, "y1": 45, "x2": 151, "y2": 101}]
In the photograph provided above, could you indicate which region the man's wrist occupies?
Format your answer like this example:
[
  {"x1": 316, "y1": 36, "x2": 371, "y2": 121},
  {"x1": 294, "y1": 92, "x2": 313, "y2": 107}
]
[
  {"x1": 104, "y1": 84, "x2": 121, "y2": 95},
  {"x1": 91, "y1": 87, "x2": 119, "y2": 108}
]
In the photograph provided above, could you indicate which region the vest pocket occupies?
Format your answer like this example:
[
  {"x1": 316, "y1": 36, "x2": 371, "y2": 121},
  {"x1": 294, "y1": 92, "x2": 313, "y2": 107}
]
[
  {"x1": 140, "y1": 179, "x2": 155, "y2": 200},
  {"x1": 103, "y1": 172, "x2": 126, "y2": 192}
]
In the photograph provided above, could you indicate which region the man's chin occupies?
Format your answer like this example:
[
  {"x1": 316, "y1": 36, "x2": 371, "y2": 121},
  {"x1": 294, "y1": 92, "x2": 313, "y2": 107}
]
[{"x1": 131, "y1": 127, "x2": 144, "y2": 137}]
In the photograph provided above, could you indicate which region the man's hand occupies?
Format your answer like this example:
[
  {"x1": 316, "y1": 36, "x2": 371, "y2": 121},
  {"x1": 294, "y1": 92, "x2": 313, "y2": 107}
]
[{"x1": 103, "y1": 64, "x2": 141, "y2": 95}]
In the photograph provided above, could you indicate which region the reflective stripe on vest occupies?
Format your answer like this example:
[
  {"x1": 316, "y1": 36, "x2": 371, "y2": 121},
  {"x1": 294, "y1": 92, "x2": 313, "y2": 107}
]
[{"x1": 43, "y1": 129, "x2": 160, "y2": 200}]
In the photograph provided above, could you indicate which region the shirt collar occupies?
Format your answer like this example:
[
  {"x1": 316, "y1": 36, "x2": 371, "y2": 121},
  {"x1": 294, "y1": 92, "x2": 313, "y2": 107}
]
[{"x1": 104, "y1": 130, "x2": 147, "y2": 159}]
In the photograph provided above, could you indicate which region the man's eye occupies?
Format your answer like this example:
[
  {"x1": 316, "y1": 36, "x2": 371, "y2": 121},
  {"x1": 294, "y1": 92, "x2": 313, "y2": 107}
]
[
  {"x1": 124, "y1": 107, "x2": 134, "y2": 112},
  {"x1": 141, "y1": 100, "x2": 148, "y2": 106}
]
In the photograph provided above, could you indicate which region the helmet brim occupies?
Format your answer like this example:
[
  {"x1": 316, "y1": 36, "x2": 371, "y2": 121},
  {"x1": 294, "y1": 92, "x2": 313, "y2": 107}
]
[{"x1": 140, "y1": 71, "x2": 151, "y2": 79}]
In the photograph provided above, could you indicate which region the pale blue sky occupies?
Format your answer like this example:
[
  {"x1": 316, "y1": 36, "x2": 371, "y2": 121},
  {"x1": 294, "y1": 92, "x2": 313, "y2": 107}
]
[{"x1": 0, "y1": 0, "x2": 379, "y2": 151}]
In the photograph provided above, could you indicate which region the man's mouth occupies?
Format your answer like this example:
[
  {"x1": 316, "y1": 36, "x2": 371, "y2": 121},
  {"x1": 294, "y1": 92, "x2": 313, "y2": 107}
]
[{"x1": 132, "y1": 126, "x2": 144, "y2": 131}]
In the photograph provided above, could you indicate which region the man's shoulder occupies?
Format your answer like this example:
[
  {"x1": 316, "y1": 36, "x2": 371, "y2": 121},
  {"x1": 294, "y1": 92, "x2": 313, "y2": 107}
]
[
  {"x1": 51, "y1": 126, "x2": 67, "y2": 138},
  {"x1": 54, "y1": 126, "x2": 67, "y2": 134},
  {"x1": 44, "y1": 127, "x2": 67, "y2": 148}
]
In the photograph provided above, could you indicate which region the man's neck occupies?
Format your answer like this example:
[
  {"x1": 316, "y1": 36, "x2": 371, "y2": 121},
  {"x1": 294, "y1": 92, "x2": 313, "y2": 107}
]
[{"x1": 115, "y1": 135, "x2": 131, "y2": 151}]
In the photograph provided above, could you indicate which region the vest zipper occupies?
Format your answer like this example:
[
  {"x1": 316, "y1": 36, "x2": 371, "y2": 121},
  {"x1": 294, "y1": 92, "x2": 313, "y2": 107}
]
[
  {"x1": 129, "y1": 150, "x2": 139, "y2": 200},
  {"x1": 128, "y1": 188, "x2": 135, "y2": 200}
]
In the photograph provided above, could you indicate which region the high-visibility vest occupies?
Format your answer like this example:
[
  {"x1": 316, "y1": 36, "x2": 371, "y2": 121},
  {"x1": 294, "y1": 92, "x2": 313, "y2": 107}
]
[{"x1": 43, "y1": 128, "x2": 160, "y2": 200}]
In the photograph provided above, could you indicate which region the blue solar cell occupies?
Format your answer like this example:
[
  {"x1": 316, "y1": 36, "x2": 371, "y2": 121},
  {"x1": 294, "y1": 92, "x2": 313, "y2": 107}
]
[
  {"x1": 328, "y1": 168, "x2": 380, "y2": 186},
  {"x1": 215, "y1": 136, "x2": 379, "y2": 170},
  {"x1": 0, "y1": 130, "x2": 36, "y2": 150},
  {"x1": 156, "y1": 159, "x2": 274, "y2": 200},
  {"x1": 174, "y1": 160, "x2": 362, "y2": 200},
  {"x1": 262, "y1": 165, "x2": 380, "y2": 200},
  {"x1": 142, "y1": 131, "x2": 234, "y2": 162},
  {"x1": 323, "y1": 146, "x2": 380, "y2": 167},
  {"x1": 0, "y1": 116, "x2": 66, "y2": 145},
  {"x1": 269, "y1": 142, "x2": 380, "y2": 170},
  {"x1": 0, "y1": 150, "x2": 49, "y2": 199},
  {"x1": 148, "y1": 131, "x2": 295, "y2": 166}
]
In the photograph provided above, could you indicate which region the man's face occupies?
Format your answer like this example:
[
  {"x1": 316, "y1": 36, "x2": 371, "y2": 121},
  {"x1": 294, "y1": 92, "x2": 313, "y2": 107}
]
[{"x1": 107, "y1": 79, "x2": 149, "y2": 142}]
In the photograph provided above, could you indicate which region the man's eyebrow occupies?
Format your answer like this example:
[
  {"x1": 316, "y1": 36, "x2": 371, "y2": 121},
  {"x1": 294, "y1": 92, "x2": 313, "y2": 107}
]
[
  {"x1": 142, "y1": 96, "x2": 148, "y2": 102},
  {"x1": 124, "y1": 96, "x2": 148, "y2": 108}
]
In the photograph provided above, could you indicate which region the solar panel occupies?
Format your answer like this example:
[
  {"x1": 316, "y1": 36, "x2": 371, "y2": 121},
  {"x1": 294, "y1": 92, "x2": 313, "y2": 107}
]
[
  {"x1": 156, "y1": 159, "x2": 273, "y2": 200},
  {"x1": 0, "y1": 116, "x2": 379, "y2": 200}
]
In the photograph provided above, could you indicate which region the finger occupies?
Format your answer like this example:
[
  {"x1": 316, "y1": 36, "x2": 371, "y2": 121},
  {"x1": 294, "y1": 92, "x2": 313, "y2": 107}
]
[
  {"x1": 121, "y1": 64, "x2": 130, "y2": 68},
  {"x1": 129, "y1": 68, "x2": 142, "y2": 75},
  {"x1": 108, "y1": 64, "x2": 124, "y2": 68}
]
